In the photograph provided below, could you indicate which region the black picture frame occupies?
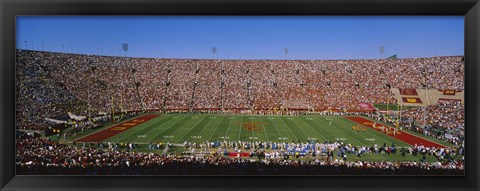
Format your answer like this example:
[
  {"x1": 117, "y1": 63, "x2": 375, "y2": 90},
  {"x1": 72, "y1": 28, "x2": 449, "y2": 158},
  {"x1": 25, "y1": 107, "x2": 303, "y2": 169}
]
[{"x1": 1, "y1": 0, "x2": 479, "y2": 190}]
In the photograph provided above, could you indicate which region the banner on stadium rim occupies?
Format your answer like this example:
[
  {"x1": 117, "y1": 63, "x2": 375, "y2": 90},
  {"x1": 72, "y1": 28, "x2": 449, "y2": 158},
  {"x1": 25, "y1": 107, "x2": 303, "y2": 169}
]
[
  {"x1": 356, "y1": 102, "x2": 375, "y2": 111},
  {"x1": 387, "y1": 54, "x2": 397, "y2": 59},
  {"x1": 442, "y1": 90, "x2": 456, "y2": 95},
  {"x1": 402, "y1": 97, "x2": 422, "y2": 103},
  {"x1": 399, "y1": 88, "x2": 418, "y2": 96}
]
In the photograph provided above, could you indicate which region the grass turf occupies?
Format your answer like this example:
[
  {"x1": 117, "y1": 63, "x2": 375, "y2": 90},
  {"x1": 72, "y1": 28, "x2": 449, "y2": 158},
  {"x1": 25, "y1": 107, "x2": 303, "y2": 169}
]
[
  {"x1": 68, "y1": 114, "x2": 459, "y2": 163},
  {"x1": 95, "y1": 114, "x2": 450, "y2": 148}
]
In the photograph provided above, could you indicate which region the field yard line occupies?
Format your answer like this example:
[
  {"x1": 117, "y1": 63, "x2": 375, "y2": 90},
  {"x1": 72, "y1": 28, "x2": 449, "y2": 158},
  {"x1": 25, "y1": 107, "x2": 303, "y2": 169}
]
[
  {"x1": 336, "y1": 119, "x2": 380, "y2": 145},
  {"x1": 326, "y1": 120, "x2": 368, "y2": 146},
  {"x1": 197, "y1": 115, "x2": 221, "y2": 142},
  {"x1": 238, "y1": 115, "x2": 243, "y2": 141},
  {"x1": 297, "y1": 117, "x2": 328, "y2": 141},
  {"x1": 259, "y1": 116, "x2": 270, "y2": 142},
  {"x1": 73, "y1": 114, "x2": 150, "y2": 142},
  {"x1": 314, "y1": 116, "x2": 365, "y2": 145},
  {"x1": 224, "y1": 117, "x2": 233, "y2": 137},
  {"x1": 339, "y1": 118, "x2": 393, "y2": 145},
  {"x1": 208, "y1": 115, "x2": 226, "y2": 141},
  {"x1": 268, "y1": 117, "x2": 283, "y2": 139},
  {"x1": 287, "y1": 117, "x2": 314, "y2": 140},
  {"x1": 316, "y1": 116, "x2": 364, "y2": 143},
  {"x1": 176, "y1": 115, "x2": 210, "y2": 143},
  {"x1": 142, "y1": 115, "x2": 191, "y2": 143},
  {"x1": 149, "y1": 115, "x2": 203, "y2": 143},
  {"x1": 314, "y1": 117, "x2": 344, "y2": 138},
  {"x1": 113, "y1": 116, "x2": 170, "y2": 142},
  {"x1": 277, "y1": 116, "x2": 300, "y2": 141},
  {"x1": 135, "y1": 115, "x2": 186, "y2": 143}
]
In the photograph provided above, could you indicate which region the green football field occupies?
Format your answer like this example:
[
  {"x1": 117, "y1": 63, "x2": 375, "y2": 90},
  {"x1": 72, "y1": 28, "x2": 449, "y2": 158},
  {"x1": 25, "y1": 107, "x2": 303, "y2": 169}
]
[
  {"x1": 66, "y1": 113, "x2": 458, "y2": 162},
  {"x1": 100, "y1": 114, "x2": 414, "y2": 147}
]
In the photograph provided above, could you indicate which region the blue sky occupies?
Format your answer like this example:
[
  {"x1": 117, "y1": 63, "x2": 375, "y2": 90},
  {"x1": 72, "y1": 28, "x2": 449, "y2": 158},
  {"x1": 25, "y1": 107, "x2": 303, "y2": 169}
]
[{"x1": 16, "y1": 16, "x2": 464, "y2": 60}]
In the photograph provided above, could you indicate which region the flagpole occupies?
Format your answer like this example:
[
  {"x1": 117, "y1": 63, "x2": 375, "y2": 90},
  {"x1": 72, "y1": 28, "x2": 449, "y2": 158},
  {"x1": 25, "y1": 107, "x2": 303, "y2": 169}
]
[{"x1": 387, "y1": 101, "x2": 389, "y2": 113}]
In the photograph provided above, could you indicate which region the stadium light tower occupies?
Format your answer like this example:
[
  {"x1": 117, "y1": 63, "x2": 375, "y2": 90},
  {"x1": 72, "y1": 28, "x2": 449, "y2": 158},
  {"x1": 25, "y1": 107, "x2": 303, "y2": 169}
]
[
  {"x1": 212, "y1": 47, "x2": 217, "y2": 59},
  {"x1": 122, "y1": 43, "x2": 128, "y2": 57},
  {"x1": 110, "y1": 43, "x2": 129, "y2": 123},
  {"x1": 87, "y1": 61, "x2": 94, "y2": 123},
  {"x1": 379, "y1": 46, "x2": 385, "y2": 59}
]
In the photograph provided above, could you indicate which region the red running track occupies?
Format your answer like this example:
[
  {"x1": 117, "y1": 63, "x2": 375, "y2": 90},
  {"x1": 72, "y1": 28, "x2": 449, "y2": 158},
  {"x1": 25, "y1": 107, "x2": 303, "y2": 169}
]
[
  {"x1": 345, "y1": 116, "x2": 447, "y2": 148},
  {"x1": 76, "y1": 114, "x2": 159, "y2": 142}
]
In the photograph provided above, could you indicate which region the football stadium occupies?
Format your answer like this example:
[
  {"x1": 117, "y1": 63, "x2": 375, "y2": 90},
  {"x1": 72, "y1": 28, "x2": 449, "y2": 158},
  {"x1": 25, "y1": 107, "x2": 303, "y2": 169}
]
[
  {"x1": 15, "y1": 49, "x2": 464, "y2": 175},
  {"x1": 15, "y1": 16, "x2": 465, "y2": 175}
]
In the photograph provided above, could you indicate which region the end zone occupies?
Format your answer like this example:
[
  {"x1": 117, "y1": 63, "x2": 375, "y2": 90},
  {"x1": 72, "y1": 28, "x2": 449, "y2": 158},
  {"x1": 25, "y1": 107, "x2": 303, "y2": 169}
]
[
  {"x1": 345, "y1": 116, "x2": 447, "y2": 148},
  {"x1": 76, "y1": 114, "x2": 159, "y2": 142}
]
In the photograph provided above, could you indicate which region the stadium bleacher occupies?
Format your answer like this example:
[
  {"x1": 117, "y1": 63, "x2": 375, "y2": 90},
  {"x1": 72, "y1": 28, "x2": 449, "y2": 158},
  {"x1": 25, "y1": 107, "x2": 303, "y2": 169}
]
[{"x1": 14, "y1": 50, "x2": 465, "y2": 175}]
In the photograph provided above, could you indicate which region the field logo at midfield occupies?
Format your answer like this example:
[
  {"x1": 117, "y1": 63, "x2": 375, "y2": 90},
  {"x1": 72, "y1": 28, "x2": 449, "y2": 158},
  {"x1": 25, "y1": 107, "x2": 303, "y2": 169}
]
[{"x1": 235, "y1": 121, "x2": 265, "y2": 131}]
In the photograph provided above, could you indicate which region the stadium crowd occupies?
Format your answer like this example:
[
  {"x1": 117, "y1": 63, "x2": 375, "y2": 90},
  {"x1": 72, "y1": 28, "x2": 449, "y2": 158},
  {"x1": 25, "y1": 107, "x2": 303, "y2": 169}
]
[
  {"x1": 16, "y1": 51, "x2": 88, "y2": 130},
  {"x1": 16, "y1": 131, "x2": 463, "y2": 175},
  {"x1": 402, "y1": 100, "x2": 464, "y2": 131},
  {"x1": 15, "y1": 50, "x2": 464, "y2": 132}
]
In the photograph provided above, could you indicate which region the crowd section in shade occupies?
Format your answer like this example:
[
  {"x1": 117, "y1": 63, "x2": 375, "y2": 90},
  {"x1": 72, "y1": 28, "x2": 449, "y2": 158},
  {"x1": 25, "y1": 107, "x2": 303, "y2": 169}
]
[
  {"x1": 15, "y1": 50, "x2": 464, "y2": 131},
  {"x1": 16, "y1": 131, "x2": 463, "y2": 175}
]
